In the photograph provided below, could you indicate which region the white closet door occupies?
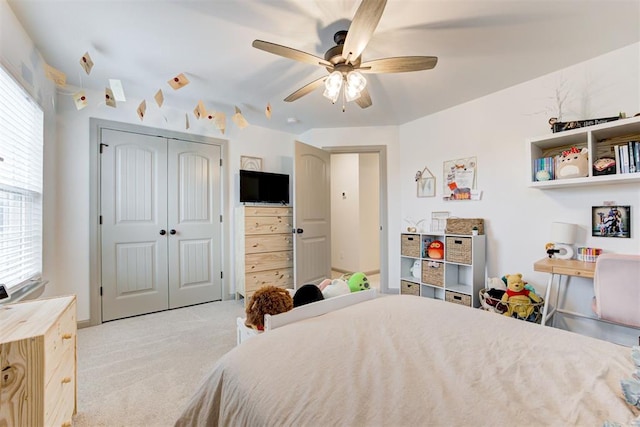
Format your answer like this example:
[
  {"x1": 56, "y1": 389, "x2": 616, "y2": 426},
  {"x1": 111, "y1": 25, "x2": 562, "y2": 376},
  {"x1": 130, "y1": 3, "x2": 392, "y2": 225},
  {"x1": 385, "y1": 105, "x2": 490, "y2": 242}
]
[
  {"x1": 167, "y1": 139, "x2": 222, "y2": 308},
  {"x1": 101, "y1": 129, "x2": 169, "y2": 322}
]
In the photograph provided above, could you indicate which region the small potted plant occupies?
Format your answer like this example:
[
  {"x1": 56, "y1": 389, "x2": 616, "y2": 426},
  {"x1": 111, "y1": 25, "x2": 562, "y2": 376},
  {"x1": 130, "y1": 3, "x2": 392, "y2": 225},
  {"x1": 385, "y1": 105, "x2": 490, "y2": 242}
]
[{"x1": 472, "y1": 226, "x2": 479, "y2": 236}]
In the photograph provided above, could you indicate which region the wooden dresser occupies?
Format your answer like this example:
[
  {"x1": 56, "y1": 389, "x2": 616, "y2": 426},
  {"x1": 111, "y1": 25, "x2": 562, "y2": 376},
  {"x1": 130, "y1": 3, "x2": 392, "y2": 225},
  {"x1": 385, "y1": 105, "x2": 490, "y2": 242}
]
[
  {"x1": 0, "y1": 295, "x2": 77, "y2": 427},
  {"x1": 235, "y1": 205, "x2": 294, "y2": 306}
]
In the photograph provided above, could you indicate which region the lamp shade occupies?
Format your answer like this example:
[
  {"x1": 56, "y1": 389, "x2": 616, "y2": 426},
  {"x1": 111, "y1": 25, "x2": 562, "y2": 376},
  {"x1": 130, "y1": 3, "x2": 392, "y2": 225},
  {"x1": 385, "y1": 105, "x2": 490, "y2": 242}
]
[{"x1": 551, "y1": 222, "x2": 577, "y2": 244}]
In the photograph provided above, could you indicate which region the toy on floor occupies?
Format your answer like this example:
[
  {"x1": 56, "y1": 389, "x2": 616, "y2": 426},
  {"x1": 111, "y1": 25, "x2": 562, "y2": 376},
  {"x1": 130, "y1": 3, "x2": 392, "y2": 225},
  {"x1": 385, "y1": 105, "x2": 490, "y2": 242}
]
[
  {"x1": 500, "y1": 273, "x2": 542, "y2": 320},
  {"x1": 293, "y1": 284, "x2": 324, "y2": 307},
  {"x1": 245, "y1": 285, "x2": 293, "y2": 331}
]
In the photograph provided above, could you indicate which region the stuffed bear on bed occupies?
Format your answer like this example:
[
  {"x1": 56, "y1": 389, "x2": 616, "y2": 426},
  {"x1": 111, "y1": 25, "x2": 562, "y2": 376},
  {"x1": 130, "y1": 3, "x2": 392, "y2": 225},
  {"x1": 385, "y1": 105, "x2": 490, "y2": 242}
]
[{"x1": 245, "y1": 285, "x2": 293, "y2": 331}]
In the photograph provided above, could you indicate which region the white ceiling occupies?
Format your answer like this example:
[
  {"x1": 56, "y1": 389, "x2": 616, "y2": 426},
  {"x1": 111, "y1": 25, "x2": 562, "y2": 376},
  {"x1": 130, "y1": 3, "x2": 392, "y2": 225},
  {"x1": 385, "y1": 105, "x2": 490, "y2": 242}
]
[{"x1": 7, "y1": 0, "x2": 640, "y2": 135}]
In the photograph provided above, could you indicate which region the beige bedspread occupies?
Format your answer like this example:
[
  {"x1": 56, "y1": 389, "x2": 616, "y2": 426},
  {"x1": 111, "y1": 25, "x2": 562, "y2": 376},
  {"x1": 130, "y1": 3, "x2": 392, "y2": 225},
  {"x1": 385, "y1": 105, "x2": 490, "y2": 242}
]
[{"x1": 176, "y1": 295, "x2": 638, "y2": 426}]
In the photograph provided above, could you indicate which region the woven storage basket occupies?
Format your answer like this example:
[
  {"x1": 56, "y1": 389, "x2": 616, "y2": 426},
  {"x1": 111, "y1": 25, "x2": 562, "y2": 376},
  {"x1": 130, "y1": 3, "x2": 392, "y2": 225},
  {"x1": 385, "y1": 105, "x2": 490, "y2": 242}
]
[
  {"x1": 445, "y1": 218, "x2": 484, "y2": 235},
  {"x1": 421, "y1": 260, "x2": 444, "y2": 287},
  {"x1": 445, "y1": 237, "x2": 472, "y2": 264},
  {"x1": 401, "y1": 234, "x2": 420, "y2": 257},
  {"x1": 445, "y1": 290, "x2": 471, "y2": 307},
  {"x1": 479, "y1": 288, "x2": 544, "y2": 323},
  {"x1": 400, "y1": 280, "x2": 420, "y2": 296}
]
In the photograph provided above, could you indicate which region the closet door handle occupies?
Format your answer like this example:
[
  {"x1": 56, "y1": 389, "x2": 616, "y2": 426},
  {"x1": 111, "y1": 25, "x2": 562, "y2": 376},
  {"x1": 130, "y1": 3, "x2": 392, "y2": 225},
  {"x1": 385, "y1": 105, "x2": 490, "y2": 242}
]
[
  {"x1": 159, "y1": 229, "x2": 167, "y2": 235},
  {"x1": 170, "y1": 229, "x2": 177, "y2": 235}
]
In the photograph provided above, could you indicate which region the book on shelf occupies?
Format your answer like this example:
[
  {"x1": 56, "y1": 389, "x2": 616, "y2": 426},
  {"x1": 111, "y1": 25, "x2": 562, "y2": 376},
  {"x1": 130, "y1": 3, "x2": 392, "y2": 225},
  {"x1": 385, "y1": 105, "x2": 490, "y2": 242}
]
[
  {"x1": 614, "y1": 141, "x2": 640, "y2": 174},
  {"x1": 533, "y1": 156, "x2": 556, "y2": 181}
]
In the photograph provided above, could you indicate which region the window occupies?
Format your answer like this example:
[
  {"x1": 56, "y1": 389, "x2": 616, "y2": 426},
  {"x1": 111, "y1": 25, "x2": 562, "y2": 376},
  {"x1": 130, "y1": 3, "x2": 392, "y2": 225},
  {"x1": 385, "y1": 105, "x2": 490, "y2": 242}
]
[{"x1": 0, "y1": 65, "x2": 44, "y2": 291}]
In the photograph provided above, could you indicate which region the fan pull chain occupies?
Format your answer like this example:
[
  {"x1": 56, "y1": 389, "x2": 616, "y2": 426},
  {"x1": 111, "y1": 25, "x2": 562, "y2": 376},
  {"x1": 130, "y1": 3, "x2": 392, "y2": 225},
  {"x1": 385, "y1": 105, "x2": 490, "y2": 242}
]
[{"x1": 342, "y1": 86, "x2": 347, "y2": 112}]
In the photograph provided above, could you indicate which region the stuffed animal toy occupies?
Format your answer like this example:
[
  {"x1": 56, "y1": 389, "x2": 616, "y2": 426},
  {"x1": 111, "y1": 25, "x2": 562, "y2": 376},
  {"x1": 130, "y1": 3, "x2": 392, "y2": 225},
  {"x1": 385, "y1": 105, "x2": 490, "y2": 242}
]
[
  {"x1": 427, "y1": 240, "x2": 444, "y2": 259},
  {"x1": 245, "y1": 285, "x2": 293, "y2": 331},
  {"x1": 481, "y1": 277, "x2": 508, "y2": 313},
  {"x1": 347, "y1": 272, "x2": 370, "y2": 292},
  {"x1": 556, "y1": 147, "x2": 589, "y2": 179},
  {"x1": 500, "y1": 273, "x2": 542, "y2": 319},
  {"x1": 319, "y1": 278, "x2": 350, "y2": 299},
  {"x1": 293, "y1": 284, "x2": 324, "y2": 307}
]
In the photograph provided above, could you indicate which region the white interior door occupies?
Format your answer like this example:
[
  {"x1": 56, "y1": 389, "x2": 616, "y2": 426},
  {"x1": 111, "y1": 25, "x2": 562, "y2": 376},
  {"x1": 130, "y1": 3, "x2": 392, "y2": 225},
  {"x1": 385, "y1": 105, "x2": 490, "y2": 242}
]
[
  {"x1": 168, "y1": 139, "x2": 222, "y2": 308},
  {"x1": 294, "y1": 141, "x2": 331, "y2": 285},
  {"x1": 101, "y1": 129, "x2": 222, "y2": 321},
  {"x1": 101, "y1": 129, "x2": 169, "y2": 321}
]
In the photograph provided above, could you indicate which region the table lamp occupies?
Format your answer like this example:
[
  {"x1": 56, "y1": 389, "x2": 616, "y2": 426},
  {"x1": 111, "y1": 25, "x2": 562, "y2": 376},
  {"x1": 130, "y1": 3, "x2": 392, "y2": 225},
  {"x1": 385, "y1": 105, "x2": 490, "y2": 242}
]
[{"x1": 549, "y1": 222, "x2": 577, "y2": 260}]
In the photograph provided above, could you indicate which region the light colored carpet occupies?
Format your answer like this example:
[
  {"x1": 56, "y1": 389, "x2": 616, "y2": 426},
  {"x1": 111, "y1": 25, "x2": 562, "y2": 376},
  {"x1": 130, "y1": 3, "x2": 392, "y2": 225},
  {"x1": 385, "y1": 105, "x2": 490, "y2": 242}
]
[{"x1": 73, "y1": 299, "x2": 246, "y2": 427}]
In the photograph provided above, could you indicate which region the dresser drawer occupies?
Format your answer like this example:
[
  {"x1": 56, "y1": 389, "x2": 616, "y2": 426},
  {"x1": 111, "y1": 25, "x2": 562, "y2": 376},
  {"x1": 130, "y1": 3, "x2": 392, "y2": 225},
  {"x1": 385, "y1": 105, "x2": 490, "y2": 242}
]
[
  {"x1": 245, "y1": 268, "x2": 294, "y2": 292},
  {"x1": 245, "y1": 234, "x2": 293, "y2": 254},
  {"x1": 245, "y1": 215, "x2": 292, "y2": 235},
  {"x1": 244, "y1": 206, "x2": 292, "y2": 217},
  {"x1": 44, "y1": 302, "x2": 76, "y2": 385},
  {"x1": 245, "y1": 251, "x2": 293, "y2": 273}
]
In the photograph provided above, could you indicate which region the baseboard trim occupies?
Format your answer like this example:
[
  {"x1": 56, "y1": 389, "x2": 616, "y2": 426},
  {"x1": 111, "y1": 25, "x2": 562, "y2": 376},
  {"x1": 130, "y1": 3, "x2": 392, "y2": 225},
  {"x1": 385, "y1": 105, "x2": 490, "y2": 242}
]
[{"x1": 77, "y1": 319, "x2": 92, "y2": 329}]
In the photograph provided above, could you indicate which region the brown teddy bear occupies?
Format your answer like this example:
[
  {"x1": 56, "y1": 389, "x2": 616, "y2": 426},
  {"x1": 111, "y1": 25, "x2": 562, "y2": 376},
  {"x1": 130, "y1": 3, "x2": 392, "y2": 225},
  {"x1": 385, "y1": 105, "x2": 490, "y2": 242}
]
[{"x1": 245, "y1": 286, "x2": 293, "y2": 331}]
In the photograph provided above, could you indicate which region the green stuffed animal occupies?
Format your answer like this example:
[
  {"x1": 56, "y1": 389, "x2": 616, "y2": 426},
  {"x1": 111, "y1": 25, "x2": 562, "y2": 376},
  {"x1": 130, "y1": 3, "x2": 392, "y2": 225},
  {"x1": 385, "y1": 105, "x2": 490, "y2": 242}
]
[
  {"x1": 347, "y1": 272, "x2": 370, "y2": 292},
  {"x1": 500, "y1": 273, "x2": 541, "y2": 319}
]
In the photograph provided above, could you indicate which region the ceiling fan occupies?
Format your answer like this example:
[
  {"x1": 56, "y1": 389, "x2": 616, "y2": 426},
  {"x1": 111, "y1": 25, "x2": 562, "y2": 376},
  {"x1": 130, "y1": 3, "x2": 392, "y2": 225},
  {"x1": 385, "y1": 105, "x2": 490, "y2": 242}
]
[{"x1": 252, "y1": 0, "x2": 437, "y2": 110}]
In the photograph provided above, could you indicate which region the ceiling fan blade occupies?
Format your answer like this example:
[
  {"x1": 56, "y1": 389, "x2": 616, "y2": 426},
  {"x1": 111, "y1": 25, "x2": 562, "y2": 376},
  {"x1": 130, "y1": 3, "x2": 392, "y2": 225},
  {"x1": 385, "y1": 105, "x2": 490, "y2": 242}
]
[
  {"x1": 359, "y1": 56, "x2": 438, "y2": 73},
  {"x1": 284, "y1": 75, "x2": 327, "y2": 102},
  {"x1": 253, "y1": 40, "x2": 332, "y2": 67},
  {"x1": 342, "y1": 0, "x2": 387, "y2": 64},
  {"x1": 355, "y1": 87, "x2": 372, "y2": 109}
]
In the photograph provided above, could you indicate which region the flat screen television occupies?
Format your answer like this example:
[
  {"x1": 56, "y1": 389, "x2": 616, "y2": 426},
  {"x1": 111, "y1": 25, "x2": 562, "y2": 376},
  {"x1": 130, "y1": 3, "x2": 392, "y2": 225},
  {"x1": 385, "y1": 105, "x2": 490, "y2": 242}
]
[{"x1": 240, "y1": 170, "x2": 290, "y2": 204}]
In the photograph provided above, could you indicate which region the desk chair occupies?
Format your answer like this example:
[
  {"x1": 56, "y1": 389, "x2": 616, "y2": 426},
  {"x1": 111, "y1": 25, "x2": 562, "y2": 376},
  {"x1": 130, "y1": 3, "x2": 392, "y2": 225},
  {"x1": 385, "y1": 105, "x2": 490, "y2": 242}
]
[{"x1": 592, "y1": 253, "x2": 640, "y2": 328}]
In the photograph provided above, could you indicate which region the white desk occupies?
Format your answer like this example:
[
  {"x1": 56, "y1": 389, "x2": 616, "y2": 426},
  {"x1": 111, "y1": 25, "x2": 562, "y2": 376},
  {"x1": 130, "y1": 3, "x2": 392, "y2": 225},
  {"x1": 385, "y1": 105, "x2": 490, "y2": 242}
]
[{"x1": 533, "y1": 258, "x2": 596, "y2": 326}]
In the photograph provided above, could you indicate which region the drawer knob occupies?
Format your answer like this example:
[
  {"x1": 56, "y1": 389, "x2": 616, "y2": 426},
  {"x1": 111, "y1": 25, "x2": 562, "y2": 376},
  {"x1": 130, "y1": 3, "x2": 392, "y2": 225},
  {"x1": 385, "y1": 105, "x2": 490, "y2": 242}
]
[
  {"x1": 62, "y1": 422, "x2": 72, "y2": 427},
  {"x1": 62, "y1": 333, "x2": 73, "y2": 340},
  {"x1": 61, "y1": 377, "x2": 72, "y2": 384}
]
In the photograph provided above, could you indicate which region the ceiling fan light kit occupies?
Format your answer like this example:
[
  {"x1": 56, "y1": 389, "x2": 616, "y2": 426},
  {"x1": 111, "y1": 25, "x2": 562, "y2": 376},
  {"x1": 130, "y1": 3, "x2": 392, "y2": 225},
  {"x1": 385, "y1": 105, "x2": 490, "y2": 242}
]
[
  {"x1": 322, "y1": 70, "x2": 367, "y2": 104},
  {"x1": 252, "y1": 0, "x2": 437, "y2": 110}
]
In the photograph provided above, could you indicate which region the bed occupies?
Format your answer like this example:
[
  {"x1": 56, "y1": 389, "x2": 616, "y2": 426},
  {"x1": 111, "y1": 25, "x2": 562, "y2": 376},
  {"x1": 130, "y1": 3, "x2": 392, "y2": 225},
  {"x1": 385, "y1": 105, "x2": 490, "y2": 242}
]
[{"x1": 176, "y1": 294, "x2": 639, "y2": 426}]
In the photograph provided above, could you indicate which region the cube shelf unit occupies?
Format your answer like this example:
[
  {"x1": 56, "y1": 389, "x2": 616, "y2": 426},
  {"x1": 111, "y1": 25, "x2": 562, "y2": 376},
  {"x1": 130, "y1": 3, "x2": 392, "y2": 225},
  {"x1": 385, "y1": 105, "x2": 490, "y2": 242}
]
[
  {"x1": 400, "y1": 232, "x2": 486, "y2": 308},
  {"x1": 526, "y1": 115, "x2": 640, "y2": 189}
]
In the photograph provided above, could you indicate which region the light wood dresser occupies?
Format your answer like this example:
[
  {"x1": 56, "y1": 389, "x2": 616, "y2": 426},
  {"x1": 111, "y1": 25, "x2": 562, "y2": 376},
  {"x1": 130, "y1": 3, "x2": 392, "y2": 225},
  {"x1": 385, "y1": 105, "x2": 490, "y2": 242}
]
[
  {"x1": 235, "y1": 205, "x2": 294, "y2": 306},
  {"x1": 0, "y1": 295, "x2": 77, "y2": 427}
]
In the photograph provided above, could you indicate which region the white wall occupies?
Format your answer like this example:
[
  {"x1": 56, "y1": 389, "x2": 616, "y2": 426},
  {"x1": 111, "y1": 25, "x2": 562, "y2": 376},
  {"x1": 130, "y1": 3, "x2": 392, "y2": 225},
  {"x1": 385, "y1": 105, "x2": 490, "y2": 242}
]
[
  {"x1": 330, "y1": 153, "x2": 360, "y2": 271},
  {"x1": 399, "y1": 42, "x2": 640, "y2": 342}
]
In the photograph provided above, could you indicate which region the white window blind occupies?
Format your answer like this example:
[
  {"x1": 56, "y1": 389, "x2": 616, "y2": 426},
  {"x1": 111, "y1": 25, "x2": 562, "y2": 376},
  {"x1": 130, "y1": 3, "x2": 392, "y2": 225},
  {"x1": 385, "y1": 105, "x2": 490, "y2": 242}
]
[{"x1": 0, "y1": 65, "x2": 43, "y2": 290}]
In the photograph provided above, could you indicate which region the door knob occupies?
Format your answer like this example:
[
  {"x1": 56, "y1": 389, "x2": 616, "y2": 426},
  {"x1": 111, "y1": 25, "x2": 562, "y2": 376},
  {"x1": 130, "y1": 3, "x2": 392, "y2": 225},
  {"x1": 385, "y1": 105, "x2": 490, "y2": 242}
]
[
  {"x1": 170, "y1": 229, "x2": 177, "y2": 235},
  {"x1": 296, "y1": 228, "x2": 304, "y2": 234},
  {"x1": 159, "y1": 229, "x2": 167, "y2": 235}
]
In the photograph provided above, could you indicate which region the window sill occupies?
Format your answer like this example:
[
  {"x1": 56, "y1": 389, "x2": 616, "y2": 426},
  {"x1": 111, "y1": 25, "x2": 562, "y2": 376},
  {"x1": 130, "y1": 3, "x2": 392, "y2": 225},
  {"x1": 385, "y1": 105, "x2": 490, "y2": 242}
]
[{"x1": 0, "y1": 279, "x2": 47, "y2": 306}]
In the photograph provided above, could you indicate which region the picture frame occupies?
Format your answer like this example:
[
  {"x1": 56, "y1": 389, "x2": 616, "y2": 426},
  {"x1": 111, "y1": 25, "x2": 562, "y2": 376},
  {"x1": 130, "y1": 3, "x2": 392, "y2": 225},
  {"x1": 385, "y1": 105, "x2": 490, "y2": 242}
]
[
  {"x1": 240, "y1": 156, "x2": 262, "y2": 171},
  {"x1": 417, "y1": 177, "x2": 435, "y2": 197},
  {"x1": 591, "y1": 205, "x2": 631, "y2": 238}
]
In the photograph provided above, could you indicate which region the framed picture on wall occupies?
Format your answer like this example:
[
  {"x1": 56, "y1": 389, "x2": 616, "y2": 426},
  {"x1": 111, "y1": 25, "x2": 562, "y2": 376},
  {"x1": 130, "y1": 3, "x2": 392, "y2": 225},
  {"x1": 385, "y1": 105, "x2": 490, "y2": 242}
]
[
  {"x1": 592, "y1": 205, "x2": 631, "y2": 238},
  {"x1": 240, "y1": 156, "x2": 262, "y2": 171},
  {"x1": 417, "y1": 177, "x2": 435, "y2": 197}
]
